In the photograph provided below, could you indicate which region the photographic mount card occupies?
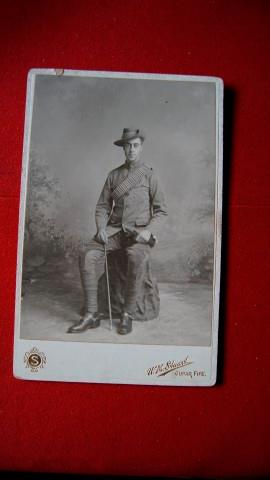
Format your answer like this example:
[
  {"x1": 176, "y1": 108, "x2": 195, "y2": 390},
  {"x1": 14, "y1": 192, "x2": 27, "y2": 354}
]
[{"x1": 14, "y1": 69, "x2": 223, "y2": 386}]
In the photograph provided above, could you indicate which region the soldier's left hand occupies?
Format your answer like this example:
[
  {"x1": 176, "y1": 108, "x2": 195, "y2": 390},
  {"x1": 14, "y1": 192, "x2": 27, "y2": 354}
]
[{"x1": 136, "y1": 230, "x2": 151, "y2": 244}]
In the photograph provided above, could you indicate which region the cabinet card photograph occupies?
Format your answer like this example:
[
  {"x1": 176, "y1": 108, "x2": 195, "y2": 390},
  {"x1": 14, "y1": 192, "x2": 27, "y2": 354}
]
[{"x1": 14, "y1": 69, "x2": 223, "y2": 386}]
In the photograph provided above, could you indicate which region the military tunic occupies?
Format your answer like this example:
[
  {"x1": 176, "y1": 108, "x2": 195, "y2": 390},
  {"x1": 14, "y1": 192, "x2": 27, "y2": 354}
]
[{"x1": 95, "y1": 160, "x2": 168, "y2": 237}]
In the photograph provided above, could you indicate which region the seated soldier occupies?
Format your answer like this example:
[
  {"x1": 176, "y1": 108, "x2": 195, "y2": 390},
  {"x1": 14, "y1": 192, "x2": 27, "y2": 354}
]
[{"x1": 67, "y1": 127, "x2": 168, "y2": 335}]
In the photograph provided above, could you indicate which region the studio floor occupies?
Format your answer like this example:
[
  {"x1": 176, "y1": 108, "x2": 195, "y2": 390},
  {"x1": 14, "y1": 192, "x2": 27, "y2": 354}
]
[{"x1": 20, "y1": 258, "x2": 212, "y2": 346}]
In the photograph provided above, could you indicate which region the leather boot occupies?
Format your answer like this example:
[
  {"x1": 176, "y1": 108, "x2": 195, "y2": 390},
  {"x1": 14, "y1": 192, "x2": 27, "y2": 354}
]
[
  {"x1": 67, "y1": 312, "x2": 104, "y2": 333},
  {"x1": 117, "y1": 312, "x2": 133, "y2": 335}
]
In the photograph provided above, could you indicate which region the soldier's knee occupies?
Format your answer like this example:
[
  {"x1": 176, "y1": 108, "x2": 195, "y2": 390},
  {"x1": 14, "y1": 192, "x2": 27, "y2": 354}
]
[
  {"x1": 81, "y1": 248, "x2": 103, "y2": 269},
  {"x1": 86, "y1": 249, "x2": 102, "y2": 261}
]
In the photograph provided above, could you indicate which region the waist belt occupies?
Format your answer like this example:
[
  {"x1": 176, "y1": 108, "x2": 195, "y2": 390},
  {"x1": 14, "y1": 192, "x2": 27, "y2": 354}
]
[{"x1": 111, "y1": 164, "x2": 150, "y2": 202}]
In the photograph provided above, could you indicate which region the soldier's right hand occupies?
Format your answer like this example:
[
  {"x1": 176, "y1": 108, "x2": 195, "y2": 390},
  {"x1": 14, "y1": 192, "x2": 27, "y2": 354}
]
[{"x1": 95, "y1": 229, "x2": 108, "y2": 244}]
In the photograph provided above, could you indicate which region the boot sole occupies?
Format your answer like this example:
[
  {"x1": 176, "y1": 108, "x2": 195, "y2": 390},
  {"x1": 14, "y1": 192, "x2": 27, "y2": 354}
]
[{"x1": 117, "y1": 327, "x2": 132, "y2": 335}]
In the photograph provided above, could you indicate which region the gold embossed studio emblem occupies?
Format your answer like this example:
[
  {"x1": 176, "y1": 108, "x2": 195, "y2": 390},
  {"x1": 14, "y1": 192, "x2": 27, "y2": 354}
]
[{"x1": 24, "y1": 347, "x2": 46, "y2": 372}]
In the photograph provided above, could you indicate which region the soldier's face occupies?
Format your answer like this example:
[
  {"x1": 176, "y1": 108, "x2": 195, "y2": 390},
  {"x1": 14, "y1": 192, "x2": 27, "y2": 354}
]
[{"x1": 123, "y1": 138, "x2": 143, "y2": 163}]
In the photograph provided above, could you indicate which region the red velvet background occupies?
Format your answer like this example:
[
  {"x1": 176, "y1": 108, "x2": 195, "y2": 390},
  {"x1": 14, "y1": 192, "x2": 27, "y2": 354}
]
[{"x1": 0, "y1": 0, "x2": 269, "y2": 477}]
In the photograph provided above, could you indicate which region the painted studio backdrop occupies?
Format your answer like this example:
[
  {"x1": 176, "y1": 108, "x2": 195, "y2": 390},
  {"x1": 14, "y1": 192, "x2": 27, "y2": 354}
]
[{"x1": 21, "y1": 73, "x2": 216, "y2": 346}]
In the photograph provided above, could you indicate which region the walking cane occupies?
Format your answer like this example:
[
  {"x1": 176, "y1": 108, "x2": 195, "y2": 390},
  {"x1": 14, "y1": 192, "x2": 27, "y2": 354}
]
[{"x1": 104, "y1": 243, "x2": 113, "y2": 330}]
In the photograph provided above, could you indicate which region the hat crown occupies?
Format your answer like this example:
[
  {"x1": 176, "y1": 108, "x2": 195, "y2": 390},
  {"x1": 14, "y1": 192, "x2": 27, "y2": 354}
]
[{"x1": 122, "y1": 128, "x2": 140, "y2": 139}]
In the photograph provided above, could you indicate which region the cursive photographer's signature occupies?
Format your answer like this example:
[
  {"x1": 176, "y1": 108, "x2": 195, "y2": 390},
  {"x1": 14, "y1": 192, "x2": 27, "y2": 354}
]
[{"x1": 146, "y1": 356, "x2": 193, "y2": 377}]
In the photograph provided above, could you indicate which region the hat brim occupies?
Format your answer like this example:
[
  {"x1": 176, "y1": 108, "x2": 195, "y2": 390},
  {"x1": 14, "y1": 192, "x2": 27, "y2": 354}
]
[{"x1": 114, "y1": 134, "x2": 145, "y2": 147}]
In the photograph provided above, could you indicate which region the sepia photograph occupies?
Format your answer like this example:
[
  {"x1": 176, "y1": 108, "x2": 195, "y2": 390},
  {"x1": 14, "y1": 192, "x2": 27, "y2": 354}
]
[{"x1": 14, "y1": 70, "x2": 223, "y2": 386}]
